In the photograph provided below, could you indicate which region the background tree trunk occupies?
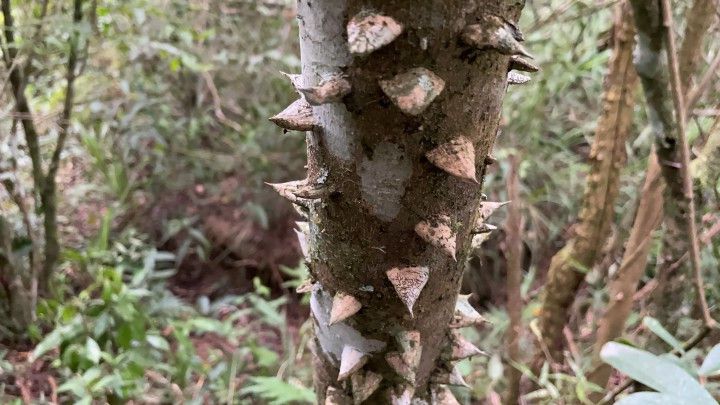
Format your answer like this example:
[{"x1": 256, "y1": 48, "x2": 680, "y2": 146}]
[
  {"x1": 647, "y1": 0, "x2": 716, "y2": 334},
  {"x1": 535, "y1": 0, "x2": 637, "y2": 366},
  {"x1": 281, "y1": 0, "x2": 527, "y2": 402}
]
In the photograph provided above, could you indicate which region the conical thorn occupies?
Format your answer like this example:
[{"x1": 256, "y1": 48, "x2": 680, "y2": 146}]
[
  {"x1": 280, "y1": 71, "x2": 303, "y2": 92},
  {"x1": 386, "y1": 267, "x2": 429, "y2": 317},
  {"x1": 348, "y1": 12, "x2": 403, "y2": 55},
  {"x1": 299, "y1": 76, "x2": 352, "y2": 105},
  {"x1": 269, "y1": 98, "x2": 316, "y2": 131},
  {"x1": 329, "y1": 292, "x2": 362, "y2": 325},
  {"x1": 508, "y1": 71, "x2": 531, "y2": 85},
  {"x1": 425, "y1": 136, "x2": 478, "y2": 183},
  {"x1": 449, "y1": 294, "x2": 488, "y2": 328},
  {"x1": 415, "y1": 216, "x2": 457, "y2": 260},
  {"x1": 448, "y1": 330, "x2": 487, "y2": 360},
  {"x1": 379, "y1": 67, "x2": 445, "y2": 115},
  {"x1": 461, "y1": 15, "x2": 533, "y2": 58},
  {"x1": 351, "y1": 370, "x2": 382, "y2": 405},
  {"x1": 509, "y1": 55, "x2": 540, "y2": 72},
  {"x1": 266, "y1": 179, "x2": 326, "y2": 205},
  {"x1": 338, "y1": 345, "x2": 369, "y2": 381}
]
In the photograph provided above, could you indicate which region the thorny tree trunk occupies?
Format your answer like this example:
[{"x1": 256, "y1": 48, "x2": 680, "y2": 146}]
[
  {"x1": 270, "y1": 0, "x2": 531, "y2": 402},
  {"x1": 535, "y1": 1, "x2": 637, "y2": 365}
]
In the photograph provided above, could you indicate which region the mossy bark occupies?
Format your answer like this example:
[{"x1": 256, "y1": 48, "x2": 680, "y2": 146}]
[
  {"x1": 645, "y1": 0, "x2": 714, "y2": 333},
  {"x1": 291, "y1": 0, "x2": 525, "y2": 402},
  {"x1": 535, "y1": 1, "x2": 637, "y2": 365},
  {"x1": 587, "y1": 153, "x2": 664, "y2": 394}
]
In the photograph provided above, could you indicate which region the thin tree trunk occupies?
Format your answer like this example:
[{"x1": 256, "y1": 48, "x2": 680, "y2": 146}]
[
  {"x1": 587, "y1": 152, "x2": 664, "y2": 394},
  {"x1": 1, "y1": 0, "x2": 85, "y2": 293},
  {"x1": 691, "y1": 114, "x2": 720, "y2": 188},
  {"x1": 535, "y1": 1, "x2": 637, "y2": 365},
  {"x1": 650, "y1": 0, "x2": 716, "y2": 331},
  {"x1": 677, "y1": 0, "x2": 715, "y2": 92},
  {"x1": 40, "y1": 0, "x2": 84, "y2": 290},
  {"x1": 274, "y1": 1, "x2": 528, "y2": 402},
  {"x1": 504, "y1": 156, "x2": 523, "y2": 405},
  {"x1": 587, "y1": 0, "x2": 715, "y2": 393}
]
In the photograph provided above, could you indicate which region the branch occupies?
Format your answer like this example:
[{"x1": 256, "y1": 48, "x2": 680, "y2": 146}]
[
  {"x1": 685, "y1": 50, "x2": 720, "y2": 116},
  {"x1": 23, "y1": 0, "x2": 50, "y2": 81},
  {"x1": 39, "y1": 0, "x2": 86, "y2": 286},
  {"x1": 1, "y1": 0, "x2": 44, "y2": 191},
  {"x1": 46, "y1": 0, "x2": 84, "y2": 188},
  {"x1": 661, "y1": 0, "x2": 716, "y2": 328}
]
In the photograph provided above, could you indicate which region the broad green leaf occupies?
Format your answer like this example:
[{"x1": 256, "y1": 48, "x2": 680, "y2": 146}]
[
  {"x1": 85, "y1": 337, "x2": 102, "y2": 364},
  {"x1": 699, "y1": 344, "x2": 720, "y2": 376},
  {"x1": 600, "y1": 342, "x2": 716, "y2": 405},
  {"x1": 642, "y1": 317, "x2": 683, "y2": 352},
  {"x1": 616, "y1": 392, "x2": 697, "y2": 405},
  {"x1": 146, "y1": 335, "x2": 170, "y2": 351},
  {"x1": 32, "y1": 322, "x2": 80, "y2": 360}
]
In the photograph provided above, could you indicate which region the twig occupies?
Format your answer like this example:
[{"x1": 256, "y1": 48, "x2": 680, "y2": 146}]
[
  {"x1": 685, "y1": 50, "x2": 720, "y2": 115},
  {"x1": 202, "y1": 71, "x2": 244, "y2": 133},
  {"x1": 661, "y1": 0, "x2": 716, "y2": 328}
]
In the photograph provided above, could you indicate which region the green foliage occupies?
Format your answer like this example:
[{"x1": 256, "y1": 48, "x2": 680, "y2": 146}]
[
  {"x1": 27, "y1": 229, "x2": 313, "y2": 404},
  {"x1": 601, "y1": 342, "x2": 718, "y2": 405},
  {"x1": 240, "y1": 376, "x2": 315, "y2": 405}
]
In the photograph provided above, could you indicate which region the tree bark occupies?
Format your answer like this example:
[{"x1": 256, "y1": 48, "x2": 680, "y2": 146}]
[
  {"x1": 649, "y1": 0, "x2": 716, "y2": 332},
  {"x1": 503, "y1": 156, "x2": 523, "y2": 405},
  {"x1": 279, "y1": 1, "x2": 527, "y2": 402},
  {"x1": 535, "y1": 1, "x2": 637, "y2": 365},
  {"x1": 587, "y1": 152, "x2": 664, "y2": 394},
  {"x1": 588, "y1": 0, "x2": 714, "y2": 393}
]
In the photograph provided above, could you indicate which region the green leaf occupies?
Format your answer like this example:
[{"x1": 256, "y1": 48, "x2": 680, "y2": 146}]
[
  {"x1": 239, "y1": 377, "x2": 314, "y2": 405},
  {"x1": 488, "y1": 353, "x2": 504, "y2": 382},
  {"x1": 642, "y1": 317, "x2": 683, "y2": 352},
  {"x1": 600, "y1": 342, "x2": 716, "y2": 405},
  {"x1": 146, "y1": 335, "x2": 170, "y2": 351},
  {"x1": 32, "y1": 322, "x2": 80, "y2": 360},
  {"x1": 85, "y1": 337, "x2": 102, "y2": 364},
  {"x1": 616, "y1": 392, "x2": 697, "y2": 405},
  {"x1": 251, "y1": 346, "x2": 279, "y2": 369},
  {"x1": 699, "y1": 344, "x2": 720, "y2": 376}
]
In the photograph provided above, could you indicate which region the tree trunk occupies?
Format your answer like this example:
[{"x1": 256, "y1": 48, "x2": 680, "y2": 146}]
[
  {"x1": 0, "y1": 216, "x2": 33, "y2": 335},
  {"x1": 272, "y1": 1, "x2": 528, "y2": 402},
  {"x1": 503, "y1": 156, "x2": 523, "y2": 405},
  {"x1": 535, "y1": 0, "x2": 637, "y2": 365},
  {"x1": 587, "y1": 152, "x2": 664, "y2": 394},
  {"x1": 646, "y1": 0, "x2": 715, "y2": 334}
]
